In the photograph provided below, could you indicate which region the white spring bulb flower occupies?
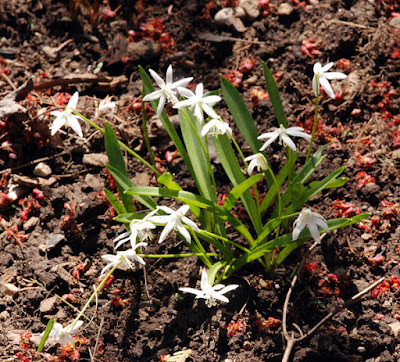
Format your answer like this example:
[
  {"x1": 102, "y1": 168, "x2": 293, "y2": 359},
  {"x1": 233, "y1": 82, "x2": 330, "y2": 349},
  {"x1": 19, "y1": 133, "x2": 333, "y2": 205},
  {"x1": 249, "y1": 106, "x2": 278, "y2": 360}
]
[
  {"x1": 292, "y1": 208, "x2": 329, "y2": 243},
  {"x1": 50, "y1": 92, "x2": 83, "y2": 137},
  {"x1": 174, "y1": 83, "x2": 221, "y2": 123},
  {"x1": 244, "y1": 153, "x2": 269, "y2": 174},
  {"x1": 258, "y1": 124, "x2": 311, "y2": 152},
  {"x1": 143, "y1": 65, "x2": 193, "y2": 117},
  {"x1": 179, "y1": 269, "x2": 239, "y2": 308},
  {"x1": 147, "y1": 205, "x2": 199, "y2": 244},
  {"x1": 100, "y1": 246, "x2": 147, "y2": 277},
  {"x1": 113, "y1": 212, "x2": 157, "y2": 250},
  {"x1": 200, "y1": 118, "x2": 232, "y2": 138},
  {"x1": 47, "y1": 320, "x2": 83, "y2": 347},
  {"x1": 313, "y1": 62, "x2": 347, "y2": 99}
]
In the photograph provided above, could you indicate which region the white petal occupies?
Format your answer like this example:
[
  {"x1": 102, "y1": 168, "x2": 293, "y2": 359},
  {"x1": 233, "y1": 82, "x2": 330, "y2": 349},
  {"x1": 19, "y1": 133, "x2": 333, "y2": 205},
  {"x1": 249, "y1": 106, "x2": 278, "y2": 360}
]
[
  {"x1": 324, "y1": 72, "x2": 347, "y2": 80},
  {"x1": 177, "y1": 223, "x2": 191, "y2": 243},
  {"x1": 286, "y1": 128, "x2": 311, "y2": 139},
  {"x1": 143, "y1": 89, "x2": 164, "y2": 101},
  {"x1": 67, "y1": 115, "x2": 83, "y2": 137},
  {"x1": 50, "y1": 110, "x2": 63, "y2": 117},
  {"x1": 200, "y1": 122, "x2": 213, "y2": 137},
  {"x1": 68, "y1": 92, "x2": 79, "y2": 109},
  {"x1": 257, "y1": 130, "x2": 279, "y2": 140},
  {"x1": 244, "y1": 154, "x2": 257, "y2": 162},
  {"x1": 211, "y1": 293, "x2": 229, "y2": 303},
  {"x1": 259, "y1": 136, "x2": 278, "y2": 151},
  {"x1": 173, "y1": 99, "x2": 193, "y2": 109},
  {"x1": 179, "y1": 287, "x2": 204, "y2": 297},
  {"x1": 281, "y1": 134, "x2": 297, "y2": 152},
  {"x1": 217, "y1": 284, "x2": 239, "y2": 295},
  {"x1": 321, "y1": 62, "x2": 334, "y2": 72},
  {"x1": 312, "y1": 75, "x2": 318, "y2": 96},
  {"x1": 156, "y1": 94, "x2": 167, "y2": 118},
  {"x1": 177, "y1": 87, "x2": 195, "y2": 98},
  {"x1": 319, "y1": 76, "x2": 335, "y2": 98},
  {"x1": 202, "y1": 95, "x2": 221, "y2": 106},
  {"x1": 172, "y1": 77, "x2": 193, "y2": 89},
  {"x1": 314, "y1": 217, "x2": 329, "y2": 232},
  {"x1": 166, "y1": 65, "x2": 173, "y2": 85},
  {"x1": 149, "y1": 69, "x2": 165, "y2": 88},
  {"x1": 67, "y1": 320, "x2": 84, "y2": 334},
  {"x1": 155, "y1": 205, "x2": 174, "y2": 215},
  {"x1": 247, "y1": 160, "x2": 256, "y2": 175},
  {"x1": 201, "y1": 269, "x2": 209, "y2": 290},
  {"x1": 133, "y1": 254, "x2": 146, "y2": 265},
  {"x1": 158, "y1": 222, "x2": 175, "y2": 244},
  {"x1": 194, "y1": 104, "x2": 203, "y2": 123},
  {"x1": 308, "y1": 222, "x2": 321, "y2": 242},
  {"x1": 196, "y1": 83, "x2": 204, "y2": 97},
  {"x1": 178, "y1": 204, "x2": 190, "y2": 215},
  {"x1": 202, "y1": 103, "x2": 219, "y2": 119},
  {"x1": 59, "y1": 333, "x2": 74, "y2": 347},
  {"x1": 182, "y1": 216, "x2": 199, "y2": 231},
  {"x1": 292, "y1": 223, "x2": 304, "y2": 241},
  {"x1": 51, "y1": 115, "x2": 66, "y2": 135},
  {"x1": 313, "y1": 62, "x2": 322, "y2": 74}
]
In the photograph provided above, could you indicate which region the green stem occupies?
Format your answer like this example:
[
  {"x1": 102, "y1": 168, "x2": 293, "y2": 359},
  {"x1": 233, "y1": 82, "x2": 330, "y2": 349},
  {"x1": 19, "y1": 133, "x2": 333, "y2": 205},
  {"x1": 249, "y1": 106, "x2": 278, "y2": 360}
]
[
  {"x1": 138, "y1": 252, "x2": 219, "y2": 258},
  {"x1": 141, "y1": 91, "x2": 156, "y2": 169},
  {"x1": 306, "y1": 75, "x2": 319, "y2": 163},
  {"x1": 200, "y1": 230, "x2": 250, "y2": 253},
  {"x1": 66, "y1": 263, "x2": 119, "y2": 332}
]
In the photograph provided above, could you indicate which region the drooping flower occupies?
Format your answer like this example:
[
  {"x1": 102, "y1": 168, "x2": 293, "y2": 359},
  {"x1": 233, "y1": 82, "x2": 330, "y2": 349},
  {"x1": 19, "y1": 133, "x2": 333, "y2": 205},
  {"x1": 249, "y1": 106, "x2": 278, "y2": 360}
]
[
  {"x1": 113, "y1": 213, "x2": 157, "y2": 250},
  {"x1": 292, "y1": 208, "x2": 329, "y2": 242},
  {"x1": 142, "y1": 65, "x2": 193, "y2": 117},
  {"x1": 147, "y1": 205, "x2": 199, "y2": 244},
  {"x1": 258, "y1": 124, "x2": 311, "y2": 152},
  {"x1": 50, "y1": 92, "x2": 83, "y2": 137},
  {"x1": 174, "y1": 83, "x2": 221, "y2": 123},
  {"x1": 244, "y1": 153, "x2": 269, "y2": 174},
  {"x1": 47, "y1": 320, "x2": 83, "y2": 347},
  {"x1": 200, "y1": 118, "x2": 232, "y2": 138},
  {"x1": 312, "y1": 62, "x2": 347, "y2": 99},
  {"x1": 100, "y1": 246, "x2": 147, "y2": 277},
  {"x1": 179, "y1": 269, "x2": 239, "y2": 307}
]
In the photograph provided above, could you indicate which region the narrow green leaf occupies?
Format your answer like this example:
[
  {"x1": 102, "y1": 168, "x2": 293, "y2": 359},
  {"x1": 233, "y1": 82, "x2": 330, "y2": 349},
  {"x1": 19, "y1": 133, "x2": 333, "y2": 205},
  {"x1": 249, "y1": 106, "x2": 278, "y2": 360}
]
[
  {"x1": 223, "y1": 173, "x2": 264, "y2": 212},
  {"x1": 139, "y1": 66, "x2": 195, "y2": 178},
  {"x1": 104, "y1": 123, "x2": 136, "y2": 212},
  {"x1": 106, "y1": 165, "x2": 158, "y2": 210},
  {"x1": 212, "y1": 134, "x2": 263, "y2": 234},
  {"x1": 207, "y1": 261, "x2": 225, "y2": 285},
  {"x1": 103, "y1": 188, "x2": 126, "y2": 215},
  {"x1": 262, "y1": 63, "x2": 287, "y2": 127},
  {"x1": 37, "y1": 318, "x2": 54, "y2": 352},
  {"x1": 221, "y1": 76, "x2": 262, "y2": 154},
  {"x1": 307, "y1": 176, "x2": 349, "y2": 190}
]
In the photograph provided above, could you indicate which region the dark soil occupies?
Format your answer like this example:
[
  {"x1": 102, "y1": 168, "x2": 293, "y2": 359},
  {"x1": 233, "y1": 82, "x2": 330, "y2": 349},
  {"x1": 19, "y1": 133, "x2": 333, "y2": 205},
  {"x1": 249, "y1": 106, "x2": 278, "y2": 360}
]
[{"x1": 1, "y1": 0, "x2": 400, "y2": 361}]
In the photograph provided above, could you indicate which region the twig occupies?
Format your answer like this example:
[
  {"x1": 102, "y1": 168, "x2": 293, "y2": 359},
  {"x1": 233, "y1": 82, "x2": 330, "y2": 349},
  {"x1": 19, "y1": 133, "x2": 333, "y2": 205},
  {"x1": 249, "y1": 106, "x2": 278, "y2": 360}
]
[
  {"x1": 282, "y1": 238, "x2": 385, "y2": 362},
  {"x1": 91, "y1": 317, "x2": 104, "y2": 362}
]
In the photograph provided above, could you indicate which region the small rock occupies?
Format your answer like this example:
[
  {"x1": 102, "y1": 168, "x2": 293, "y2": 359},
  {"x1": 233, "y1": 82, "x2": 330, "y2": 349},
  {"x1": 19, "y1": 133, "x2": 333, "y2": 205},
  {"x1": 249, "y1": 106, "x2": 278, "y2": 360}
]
[
  {"x1": 277, "y1": 3, "x2": 293, "y2": 16},
  {"x1": 226, "y1": 17, "x2": 247, "y2": 32},
  {"x1": 391, "y1": 149, "x2": 400, "y2": 160},
  {"x1": 389, "y1": 321, "x2": 400, "y2": 340},
  {"x1": 30, "y1": 335, "x2": 43, "y2": 348},
  {"x1": 127, "y1": 40, "x2": 160, "y2": 59},
  {"x1": 82, "y1": 153, "x2": 109, "y2": 167},
  {"x1": 361, "y1": 233, "x2": 373, "y2": 241},
  {"x1": 357, "y1": 346, "x2": 366, "y2": 353},
  {"x1": 389, "y1": 17, "x2": 400, "y2": 29},
  {"x1": 84, "y1": 174, "x2": 104, "y2": 192},
  {"x1": 7, "y1": 331, "x2": 23, "y2": 345},
  {"x1": 132, "y1": 172, "x2": 151, "y2": 187},
  {"x1": 0, "y1": 282, "x2": 19, "y2": 297},
  {"x1": 0, "y1": 310, "x2": 10, "y2": 320},
  {"x1": 361, "y1": 182, "x2": 381, "y2": 196},
  {"x1": 214, "y1": 7, "x2": 246, "y2": 25},
  {"x1": 243, "y1": 341, "x2": 253, "y2": 351},
  {"x1": 33, "y1": 162, "x2": 52, "y2": 177},
  {"x1": 239, "y1": 0, "x2": 260, "y2": 19},
  {"x1": 353, "y1": 279, "x2": 370, "y2": 293},
  {"x1": 39, "y1": 296, "x2": 58, "y2": 313},
  {"x1": 23, "y1": 216, "x2": 39, "y2": 231},
  {"x1": 46, "y1": 234, "x2": 65, "y2": 250}
]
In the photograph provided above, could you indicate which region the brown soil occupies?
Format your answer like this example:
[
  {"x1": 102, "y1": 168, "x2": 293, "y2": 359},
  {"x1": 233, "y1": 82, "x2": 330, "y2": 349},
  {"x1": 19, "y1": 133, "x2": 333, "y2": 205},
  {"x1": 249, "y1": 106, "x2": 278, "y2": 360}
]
[{"x1": 1, "y1": 0, "x2": 400, "y2": 361}]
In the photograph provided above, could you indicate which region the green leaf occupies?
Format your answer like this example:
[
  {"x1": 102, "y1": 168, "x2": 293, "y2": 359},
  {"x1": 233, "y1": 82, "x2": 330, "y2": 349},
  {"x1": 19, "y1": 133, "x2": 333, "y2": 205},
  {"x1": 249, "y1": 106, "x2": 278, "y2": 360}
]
[
  {"x1": 106, "y1": 165, "x2": 158, "y2": 210},
  {"x1": 139, "y1": 66, "x2": 195, "y2": 178},
  {"x1": 207, "y1": 261, "x2": 225, "y2": 285},
  {"x1": 126, "y1": 186, "x2": 255, "y2": 246},
  {"x1": 103, "y1": 188, "x2": 126, "y2": 215},
  {"x1": 307, "y1": 176, "x2": 349, "y2": 190},
  {"x1": 223, "y1": 173, "x2": 264, "y2": 212},
  {"x1": 37, "y1": 318, "x2": 54, "y2": 352},
  {"x1": 228, "y1": 213, "x2": 369, "y2": 276},
  {"x1": 212, "y1": 134, "x2": 263, "y2": 235},
  {"x1": 113, "y1": 212, "x2": 147, "y2": 224},
  {"x1": 104, "y1": 123, "x2": 136, "y2": 212},
  {"x1": 221, "y1": 76, "x2": 262, "y2": 154},
  {"x1": 262, "y1": 63, "x2": 287, "y2": 127}
]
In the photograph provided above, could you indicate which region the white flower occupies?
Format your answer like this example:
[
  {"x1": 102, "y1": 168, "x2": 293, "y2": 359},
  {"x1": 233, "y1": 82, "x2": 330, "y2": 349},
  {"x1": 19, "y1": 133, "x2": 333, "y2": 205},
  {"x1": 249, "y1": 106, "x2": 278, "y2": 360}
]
[
  {"x1": 258, "y1": 124, "x2": 311, "y2": 152},
  {"x1": 174, "y1": 83, "x2": 221, "y2": 123},
  {"x1": 113, "y1": 214, "x2": 157, "y2": 250},
  {"x1": 200, "y1": 118, "x2": 232, "y2": 137},
  {"x1": 292, "y1": 208, "x2": 329, "y2": 242},
  {"x1": 142, "y1": 65, "x2": 193, "y2": 117},
  {"x1": 312, "y1": 62, "x2": 347, "y2": 99},
  {"x1": 47, "y1": 320, "x2": 83, "y2": 347},
  {"x1": 50, "y1": 92, "x2": 83, "y2": 137},
  {"x1": 244, "y1": 153, "x2": 268, "y2": 174},
  {"x1": 100, "y1": 246, "x2": 147, "y2": 277},
  {"x1": 147, "y1": 205, "x2": 199, "y2": 244},
  {"x1": 179, "y1": 269, "x2": 239, "y2": 307}
]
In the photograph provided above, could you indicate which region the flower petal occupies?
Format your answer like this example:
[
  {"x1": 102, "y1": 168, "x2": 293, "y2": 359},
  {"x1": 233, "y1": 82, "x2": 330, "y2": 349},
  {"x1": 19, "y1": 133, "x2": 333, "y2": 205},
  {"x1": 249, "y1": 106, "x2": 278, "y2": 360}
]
[
  {"x1": 281, "y1": 133, "x2": 297, "y2": 152},
  {"x1": 67, "y1": 115, "x2": 83, "y2": 137},
  {"x1": 172, "y1": 77, "x2": 193, "y2": 89},
  {"x1": 313, "y1": 62, "x2": 322, "y2": 73},
  {"x1": 143, "y1": 89, "x2": 164, "y2": 101},
  {"x1": 158, "y1": 222, "x2": 175, "y2": 244},
  {"x1": 324, "y1": 72, "x2": 347, "y2": 80},
  {"x1": 166, "y1": 65, "x2": 173, "y2": 85},
  {"x1": 156, "y1": 94, "x2": 167, "y2": 118},
  {"x1": 68, "y1": 92, "x2": 79, "y2": 109},
  {"x1": 308, "y1": 221, "x2": 321, "y2": 242},
  {"x1": 51, "y1": 115, "x2": 66, "y2": 136},
  {"x1": 319, "y1": 76, "x2": 335, "y2": 98},
  {"x1": 177, "y1": 223, "x2": 191, "y2": 243},
  {"x1": 321, "y1": 62, "x2": 334, "y2": 72},
  {"x1": 149, "y1": 69, "x2": 165, "y2": 88}
]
